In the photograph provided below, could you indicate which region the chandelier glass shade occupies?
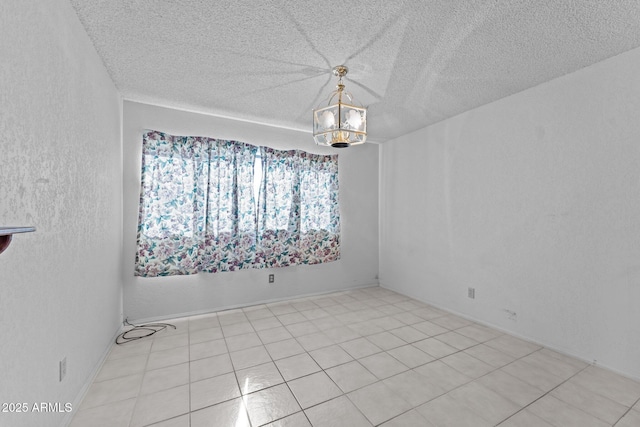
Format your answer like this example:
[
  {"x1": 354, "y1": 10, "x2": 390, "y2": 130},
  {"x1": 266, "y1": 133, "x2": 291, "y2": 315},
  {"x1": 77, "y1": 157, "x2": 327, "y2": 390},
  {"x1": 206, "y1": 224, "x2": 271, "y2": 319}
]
[{"x1": 313, "y1": 65, "x2": 367, "y2": 148}]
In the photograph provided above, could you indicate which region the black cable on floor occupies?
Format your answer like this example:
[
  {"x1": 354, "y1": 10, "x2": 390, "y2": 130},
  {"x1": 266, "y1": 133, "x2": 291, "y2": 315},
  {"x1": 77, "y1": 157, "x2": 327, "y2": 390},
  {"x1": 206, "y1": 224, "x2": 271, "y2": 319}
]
[{"x1": 115, "y1": 319, "x2": 177, "y2": 344}]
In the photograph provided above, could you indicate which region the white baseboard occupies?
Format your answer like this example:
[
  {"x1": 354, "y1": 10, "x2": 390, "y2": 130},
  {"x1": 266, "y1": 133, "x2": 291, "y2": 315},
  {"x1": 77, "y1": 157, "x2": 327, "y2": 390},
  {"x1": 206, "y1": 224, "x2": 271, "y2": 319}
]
[
  {"x1": 127, "y1": 283, "x2": 379, "y2": 326},
  {"x1": 59, "y1": 325, "x2": 126, "y2": 427}
]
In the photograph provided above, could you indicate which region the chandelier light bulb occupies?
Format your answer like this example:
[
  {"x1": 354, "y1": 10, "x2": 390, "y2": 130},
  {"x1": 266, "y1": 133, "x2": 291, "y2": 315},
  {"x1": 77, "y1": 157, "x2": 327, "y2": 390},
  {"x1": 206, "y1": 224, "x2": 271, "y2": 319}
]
[
  {"x1": 346, "y1": 109, "x2": 362, "y2": 129},
  {"x1": 321, "y1": 111, "x2": 335, "y2": 129}
]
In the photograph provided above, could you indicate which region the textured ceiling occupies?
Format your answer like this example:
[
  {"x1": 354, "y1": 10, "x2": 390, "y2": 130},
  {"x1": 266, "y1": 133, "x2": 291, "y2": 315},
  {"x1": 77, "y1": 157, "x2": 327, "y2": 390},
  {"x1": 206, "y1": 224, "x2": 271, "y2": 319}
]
[{"x1": 69, "y1": 0, "x2": 640, "y2": 143}]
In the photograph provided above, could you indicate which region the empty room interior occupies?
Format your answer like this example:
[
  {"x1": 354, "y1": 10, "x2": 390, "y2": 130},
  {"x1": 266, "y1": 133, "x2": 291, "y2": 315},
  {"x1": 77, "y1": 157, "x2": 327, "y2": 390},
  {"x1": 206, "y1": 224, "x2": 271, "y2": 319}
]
[{"x1": 2, "y1": 1, "x2": 640, "y2": 426}]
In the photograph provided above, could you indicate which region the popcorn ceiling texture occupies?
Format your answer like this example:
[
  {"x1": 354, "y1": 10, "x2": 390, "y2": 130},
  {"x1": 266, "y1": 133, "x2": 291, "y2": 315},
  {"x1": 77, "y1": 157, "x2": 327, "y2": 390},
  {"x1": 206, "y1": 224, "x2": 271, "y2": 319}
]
[{"x1": 69, "y1": 0, "x2": 640, "y2": 141}]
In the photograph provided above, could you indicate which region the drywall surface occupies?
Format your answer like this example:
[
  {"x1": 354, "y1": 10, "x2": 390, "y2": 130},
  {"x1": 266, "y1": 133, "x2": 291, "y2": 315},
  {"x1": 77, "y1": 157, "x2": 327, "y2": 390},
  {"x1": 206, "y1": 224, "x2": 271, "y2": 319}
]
[
  {"x1": 380, "y1": 47, "x2": 640, "y2": 380},
  {"x1": 0, "y1": 1, "x2": 122, "y2": 426},
  {"x1": 123, "y1": 101, "x2": 378, "y2": 320}
]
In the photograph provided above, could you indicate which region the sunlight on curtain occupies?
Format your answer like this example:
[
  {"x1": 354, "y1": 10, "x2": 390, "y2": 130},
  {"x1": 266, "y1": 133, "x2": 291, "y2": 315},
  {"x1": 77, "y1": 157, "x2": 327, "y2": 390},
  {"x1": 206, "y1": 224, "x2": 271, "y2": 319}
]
[
  {"x1": 258, "y1": 148, "x2": 340, "y2": 268},
  {"x1": 135, "y1": 131, "x2": 209, "y2": 276},
  {"x1": 135, "y1": 131, "x2": 339, "y2": 277},
  {"x1": 199, "y1": 141, "x2": 258, "y2": 273}
]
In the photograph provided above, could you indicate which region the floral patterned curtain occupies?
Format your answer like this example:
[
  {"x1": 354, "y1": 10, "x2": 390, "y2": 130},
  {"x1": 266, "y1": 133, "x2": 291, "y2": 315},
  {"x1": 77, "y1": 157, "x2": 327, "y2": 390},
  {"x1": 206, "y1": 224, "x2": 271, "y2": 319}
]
[
  {"x1": 135, "y1": 131, "x2": 210, "y2": 276},
  {"x1": 258, "y1": 148, "x2": 340, "y2": 267},
  {"x1": 135, "y1": 131, "x2": 340, "y2": 277},
  {"x1": 199, "y1": 140, "x2": 258, "y2": 273}
]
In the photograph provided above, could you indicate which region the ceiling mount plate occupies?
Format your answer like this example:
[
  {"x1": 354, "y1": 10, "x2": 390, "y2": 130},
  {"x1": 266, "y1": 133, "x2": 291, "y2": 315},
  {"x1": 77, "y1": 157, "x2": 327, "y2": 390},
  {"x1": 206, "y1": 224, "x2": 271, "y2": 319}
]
[{"x1": 332, "y1": 65, "x2": 348, "y2": 78}]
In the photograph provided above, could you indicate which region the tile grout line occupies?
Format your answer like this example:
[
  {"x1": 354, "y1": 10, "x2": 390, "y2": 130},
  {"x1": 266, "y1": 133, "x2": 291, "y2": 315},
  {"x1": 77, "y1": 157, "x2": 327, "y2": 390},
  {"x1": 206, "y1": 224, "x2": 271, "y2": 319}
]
[
  {"x1": 246, "y1": 298, "x2": 378, "y2": 425},
  {"x1": 77, "y1": 289, "x2": 640, "y2": 427},
  {"x1": 125, "y1": 319, "x2": 151, "y2": 427},
  {"x1": 286, "y1": 299, "x2": 431, "y2": 426},
  {"x1": 367, "y1": 325, "x2": 555, "y2": 426},
  {"x1": 85, "y1": 302, "x2": 466, "y2": 425},
  {"x1": 210, "y1": 296, "x2": 480, "y2": 425},
  {"x1": 363, "y1": 330, "x2": 515, "y2": 426},
  {"x1": 246, "y1": 294, "x2": 626, "y2": 426},
  {"x1": 262, "y1": 300, "x2": 345, "y2": 426},
  {"x1": 493, "y1": 361, "x2": 595, "y2": 426},
  {"x1": 611, "y1": 396, "x2": 640, "y2": 427},
  {"x1": 231, "y1": 310, "x2": 257, "y2": 427},
  {"x1": 263, "y1": 303, "x2": 317, "y2": 427}
]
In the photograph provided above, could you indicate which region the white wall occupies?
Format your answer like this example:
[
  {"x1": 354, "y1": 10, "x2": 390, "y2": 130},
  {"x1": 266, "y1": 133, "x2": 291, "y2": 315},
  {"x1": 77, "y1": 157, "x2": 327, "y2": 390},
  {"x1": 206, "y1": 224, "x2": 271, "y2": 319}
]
[
  {"x1": 380, "y1": 47, "x2": 640, "y2": 380},
  {"x1": 0, "y1": 1, "x2": 123, "y2": 426},
  {"x1": 123, "y1": 101, "x2": 378, "y2": 320}
]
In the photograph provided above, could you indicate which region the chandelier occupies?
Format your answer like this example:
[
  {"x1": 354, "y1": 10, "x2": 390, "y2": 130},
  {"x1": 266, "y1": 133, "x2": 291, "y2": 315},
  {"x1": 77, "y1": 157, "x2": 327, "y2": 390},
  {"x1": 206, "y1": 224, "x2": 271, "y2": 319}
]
[{"x1": 313, "y1": 65, "x2": 367, "y2": 148}]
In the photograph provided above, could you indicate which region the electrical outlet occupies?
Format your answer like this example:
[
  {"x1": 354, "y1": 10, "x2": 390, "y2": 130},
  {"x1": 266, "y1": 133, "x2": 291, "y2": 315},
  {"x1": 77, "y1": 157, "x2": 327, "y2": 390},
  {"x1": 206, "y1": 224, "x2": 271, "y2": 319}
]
[
  {"x1": 59, "y1": 357, "x2": 67, "y2": 382},
  {"x1": 468, "y1": 287, "x2": 475, "y2": 299},
  {"x1": 268, "y1": 274, "x2": 274, "y2": 283}
]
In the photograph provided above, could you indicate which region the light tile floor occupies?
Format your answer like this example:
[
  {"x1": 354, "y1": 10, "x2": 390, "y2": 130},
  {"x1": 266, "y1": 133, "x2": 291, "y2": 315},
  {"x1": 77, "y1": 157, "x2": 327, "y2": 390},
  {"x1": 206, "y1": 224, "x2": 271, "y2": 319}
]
[{"x1": 70, "y1": 287, "x2": 640, "y2": 427}]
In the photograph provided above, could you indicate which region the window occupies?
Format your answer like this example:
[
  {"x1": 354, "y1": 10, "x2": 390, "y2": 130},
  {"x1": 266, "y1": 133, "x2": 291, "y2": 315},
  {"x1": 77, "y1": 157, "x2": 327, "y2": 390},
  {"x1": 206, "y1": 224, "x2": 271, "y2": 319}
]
[{"x1": 135, "y1": 131, "x2": 340, "y2": 277}]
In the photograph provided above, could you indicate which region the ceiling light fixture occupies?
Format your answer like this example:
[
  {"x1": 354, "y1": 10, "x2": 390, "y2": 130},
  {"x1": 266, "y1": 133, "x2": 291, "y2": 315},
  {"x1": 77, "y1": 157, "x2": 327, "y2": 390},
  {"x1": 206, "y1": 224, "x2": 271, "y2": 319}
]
[{"x1": 313, "y1": 65, "x2": 367, "y2": 148}]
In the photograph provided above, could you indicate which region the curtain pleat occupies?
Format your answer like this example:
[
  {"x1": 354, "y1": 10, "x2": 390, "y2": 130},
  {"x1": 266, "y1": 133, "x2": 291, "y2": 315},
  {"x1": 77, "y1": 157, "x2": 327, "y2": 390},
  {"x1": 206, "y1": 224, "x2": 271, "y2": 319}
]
[
  {"x1": 135, "y1": 131, "x2": 339, "y2": 277},
  {"x1": 258, "y1": 147, "x2": 340, "y2": 268}
]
